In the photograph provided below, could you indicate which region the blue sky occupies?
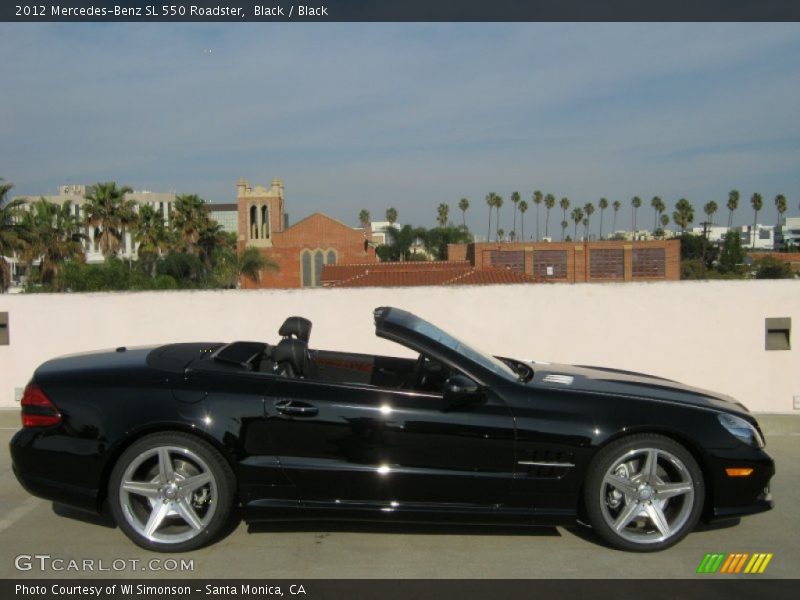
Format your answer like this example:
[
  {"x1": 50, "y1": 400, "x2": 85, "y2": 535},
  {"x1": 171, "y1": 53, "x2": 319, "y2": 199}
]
[{"x1": 2, "y1": 23, "x2": 799, "y2": 236}]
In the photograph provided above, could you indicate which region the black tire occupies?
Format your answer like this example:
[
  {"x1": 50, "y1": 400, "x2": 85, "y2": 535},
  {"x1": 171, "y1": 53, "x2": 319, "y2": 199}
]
[
  {"x1": 108, "y1": 432, "x2": 235, "y2": 552},
  {"x1": 584, "y1": 433, "x2": 704, "y2": 552}
]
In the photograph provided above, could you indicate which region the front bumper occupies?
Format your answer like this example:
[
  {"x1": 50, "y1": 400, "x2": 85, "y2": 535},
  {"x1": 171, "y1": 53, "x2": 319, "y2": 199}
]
[{"x1": 705, "y1": 445, "x2": 775, "y2": 521}]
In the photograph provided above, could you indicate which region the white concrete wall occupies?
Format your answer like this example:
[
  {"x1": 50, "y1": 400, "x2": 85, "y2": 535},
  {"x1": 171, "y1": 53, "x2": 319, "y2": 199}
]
[{"x1": 0, "y1": 280, "x2": 797, "y2": 412}]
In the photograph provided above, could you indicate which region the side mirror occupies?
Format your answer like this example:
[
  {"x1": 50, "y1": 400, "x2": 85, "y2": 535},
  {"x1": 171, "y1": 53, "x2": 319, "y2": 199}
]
[{"x1": 443, "y1": 374, "x2": 483, "y2": 410}]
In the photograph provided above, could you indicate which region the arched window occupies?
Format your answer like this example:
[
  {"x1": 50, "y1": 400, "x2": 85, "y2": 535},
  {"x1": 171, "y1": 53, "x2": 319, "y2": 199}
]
[
  {"x1": 250, "y1": 206, "x2": 258, "y2": 239},
  {"x1": 326, "y1": 249, "x2": 337, "y2": 265},
  {"x1": 301, "y1": 250, "x2": 312, "y2": 288},
  {"x1": 314, "y1": 250, "x2": 324, "y2": 287},
  {"x1": 261, "y1": 205, "x2": 269, "y2": 239}
]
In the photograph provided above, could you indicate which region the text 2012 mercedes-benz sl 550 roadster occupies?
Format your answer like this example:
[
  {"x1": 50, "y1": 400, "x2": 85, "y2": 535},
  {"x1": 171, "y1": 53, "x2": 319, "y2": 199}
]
[{"x1": 11, "y1": 307, "x2": 774, "y2": 552}]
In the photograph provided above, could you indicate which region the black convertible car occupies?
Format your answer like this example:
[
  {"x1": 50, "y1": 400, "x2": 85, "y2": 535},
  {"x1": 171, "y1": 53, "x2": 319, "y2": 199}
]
[{"x1": 11, "y1": 307, "x2": 773, "y2": 552}]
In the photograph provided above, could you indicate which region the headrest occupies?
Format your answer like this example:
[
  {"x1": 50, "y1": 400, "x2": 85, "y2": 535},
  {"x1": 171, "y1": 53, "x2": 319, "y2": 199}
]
[
  {"x1": 279, "y1": 316, "x2": 312, "y2": 343},
  {"x1": 272, "y1": 338, "x2": 309, "y2": 376}
]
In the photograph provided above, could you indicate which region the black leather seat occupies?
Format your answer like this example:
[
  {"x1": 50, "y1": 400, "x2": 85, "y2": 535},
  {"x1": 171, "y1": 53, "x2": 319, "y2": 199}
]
[
  {"x1": 278, "y1": 316, "x2": 311, "y2": 343},
  {"x1": 272, "y1": 338, "x2": 310, "y2": 378}
]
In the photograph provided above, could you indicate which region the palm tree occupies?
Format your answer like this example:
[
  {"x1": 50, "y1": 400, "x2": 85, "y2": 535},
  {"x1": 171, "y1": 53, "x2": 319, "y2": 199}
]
[
  {"x1": 172, "y1": 194, "x2": 211, "y2": 254},
  {"x1": 612, "y1": 200, "x2": 621, "y2": 234},
  {"x1": 436, "y1": 203, "x2": 449, "y2": 228},
  {"x1": 237, "y1": 246, "x2": 278, "y2": 285},
  {"x1": 532, "y1": 190, "x2": 543, "y2": 241},
  {"x1": 559, "y1": 197, "x2": 570, "y2": 227},
  {"x1": 82, "y1": 181, "x2": 134, "y2": 258},
  {"x1": 560, "y1": 220, "x2": 568, "y2": 241},
  {"x1": 651, "y1": 196, "x2": 665, "y2": 231},
  {"x1": 726, "y1": 190, "x2": 739, "y2": 231},
  {"x1": 518, "y1": 200, "x2": 528, "y2": 241},
  {"x1": 544, "y1": 194, "x2": 555, "y2": 239},
  {"x1": 457, "y1": 199, "x2": 468, "y2": 228},
  {"x1": 358, "y1": 209, "x2": 370, "y2": 229},
  {"x1": 485, "y1": 193, "x2": 496, "y2": 241},
  {"x1": 583, "y1": 203, "x2": 595, "y2": 240},
  {"x1": 0, "y1": 179, "x2": 26, "y2": 292},
  {"x1": 631, "y1": 196, "x2": 642, "y2": 235},
  {"x1": 494, "y1": 195, "x2": 504, "y2": 241},
  {"x1": 703, "y1": 201, "x2": 718, "y2": 225},
  {"x1": 497, "y1": 228, "x2": 505, "y2": 242},
  {"x1": 598, "y1": 198, "x2": 608, "y2": 240},
  {"x1": 386, "y1": 207, "x2": 398, "y2": 227},
  {"x1": 673, "y1": 198, "x2": 695, "y2": 233},
  {"x1": 131, "y1": 204, "x2": 171, "y2": 276},
  {"x1": 750, "y1": 193, "x2": 763, "y2": 248},
  {"x1": 19, "y1": 199, "x2": 85, "y2": 287},
  {"x1": 660, "y1": 213, "x2": 670, "y2": 231},
  {"x1": 510, "y1": 191, "x2": 520, "y2": 240},
  {"x1": 571, "y1": 207, "x2": 584, "y2": 240},
  {"x1": 774, "y1": 194, "x2": 787, "y2": 227}
]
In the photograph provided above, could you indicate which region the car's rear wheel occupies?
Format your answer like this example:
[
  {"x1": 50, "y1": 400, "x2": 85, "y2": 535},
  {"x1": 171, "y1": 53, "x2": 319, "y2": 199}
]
[
  {"x1": 108, "y1": 432, "x2": 235, "y2": 552},
  {"x1": 584, "y1": 434, "x2": 704, "y2": 552}
]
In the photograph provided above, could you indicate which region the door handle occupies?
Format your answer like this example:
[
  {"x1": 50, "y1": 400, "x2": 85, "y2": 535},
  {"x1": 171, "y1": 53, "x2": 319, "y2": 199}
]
[{"x1": 274, "y1": 400, "x2": 318, "y2": 417}]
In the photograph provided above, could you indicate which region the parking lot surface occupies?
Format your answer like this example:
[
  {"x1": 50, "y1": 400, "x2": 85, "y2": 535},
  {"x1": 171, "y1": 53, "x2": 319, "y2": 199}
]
[{"x1": 2, "y1": 411, "x2": 797, "y2": 579}]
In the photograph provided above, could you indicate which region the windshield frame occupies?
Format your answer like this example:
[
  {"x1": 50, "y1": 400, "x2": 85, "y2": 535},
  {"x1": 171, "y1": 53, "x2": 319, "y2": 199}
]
[{"x1": 374, "y1": 307, "x2": 520, "y2": 383}]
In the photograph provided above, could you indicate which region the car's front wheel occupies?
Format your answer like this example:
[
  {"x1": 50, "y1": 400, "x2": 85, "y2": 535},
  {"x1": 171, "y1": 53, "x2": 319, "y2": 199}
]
[
  {"x1": 584, "y1": 434, "x2": 704, "y2": 552},
  {"x1": 108, "y1": 432, "x2": 235, "y2": 552}
]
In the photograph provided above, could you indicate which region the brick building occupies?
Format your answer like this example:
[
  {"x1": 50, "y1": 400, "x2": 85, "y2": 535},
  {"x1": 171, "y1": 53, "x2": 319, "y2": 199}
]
[
  {"x1": 236, "y1": 177, "x2": 376, "y2": 288},
  {"x1": 454, "y1": 240, "x2": 680, "y2": 283}
]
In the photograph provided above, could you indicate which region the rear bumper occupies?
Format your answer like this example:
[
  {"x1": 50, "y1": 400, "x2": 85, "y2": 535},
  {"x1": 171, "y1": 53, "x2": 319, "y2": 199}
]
[{"x1": 10, "y1": 429, "x2": 101, "y2": 513}]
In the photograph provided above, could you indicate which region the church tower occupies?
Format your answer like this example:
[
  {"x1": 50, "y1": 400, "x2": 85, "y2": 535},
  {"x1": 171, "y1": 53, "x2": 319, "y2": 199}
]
[{"x1": 236, "y1": 177, "x2": 286, "y2": 247}]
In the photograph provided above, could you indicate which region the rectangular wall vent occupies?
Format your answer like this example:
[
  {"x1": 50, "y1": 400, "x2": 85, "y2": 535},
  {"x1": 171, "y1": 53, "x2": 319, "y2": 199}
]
[{"x1": 765, "y1": 317, "x2": 791, "y2": 351}]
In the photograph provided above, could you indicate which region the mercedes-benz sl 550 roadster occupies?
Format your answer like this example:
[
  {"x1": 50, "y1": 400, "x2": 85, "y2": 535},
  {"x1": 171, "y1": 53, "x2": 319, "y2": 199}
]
[{"x1": 11, "y1": 307, "x2": 774, "y2": 552}]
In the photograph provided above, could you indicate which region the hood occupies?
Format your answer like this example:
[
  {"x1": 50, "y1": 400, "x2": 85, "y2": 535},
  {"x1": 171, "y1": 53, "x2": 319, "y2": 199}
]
[{"x1": 527, "y1": 361, "x2": 750, "y2": 415}]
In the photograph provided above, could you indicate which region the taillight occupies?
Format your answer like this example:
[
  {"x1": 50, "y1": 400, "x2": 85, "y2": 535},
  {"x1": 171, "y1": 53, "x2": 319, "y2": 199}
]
[{"x1": 20, "y1": 383, "x2": 62, "y2": 428}]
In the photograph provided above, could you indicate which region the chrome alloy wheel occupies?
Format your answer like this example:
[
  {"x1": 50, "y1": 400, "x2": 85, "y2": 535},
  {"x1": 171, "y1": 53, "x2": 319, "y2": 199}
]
[
  {"x1": 118, "y1": 446, "x2": 218, "y2": 544},
  {"x1": 599, "y1": 447, "x2": 695, "y2": 545}
]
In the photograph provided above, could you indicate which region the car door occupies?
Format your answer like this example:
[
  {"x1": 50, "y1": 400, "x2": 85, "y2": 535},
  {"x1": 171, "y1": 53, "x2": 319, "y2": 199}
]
[{"x1": 264, "y1": 375, "x2": 516, "y2": 508}]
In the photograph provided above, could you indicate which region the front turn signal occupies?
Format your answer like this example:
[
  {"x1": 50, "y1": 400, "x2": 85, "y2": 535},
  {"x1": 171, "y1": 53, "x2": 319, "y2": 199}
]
[{"x1": 725, "y1": 468, "x2": 754, "y2": 477}]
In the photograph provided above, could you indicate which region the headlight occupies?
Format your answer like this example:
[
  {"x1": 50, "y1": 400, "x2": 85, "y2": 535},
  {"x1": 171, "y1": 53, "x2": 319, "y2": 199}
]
[{"x1": 717, "y1": 413, "x2": 765, "y2": 448}]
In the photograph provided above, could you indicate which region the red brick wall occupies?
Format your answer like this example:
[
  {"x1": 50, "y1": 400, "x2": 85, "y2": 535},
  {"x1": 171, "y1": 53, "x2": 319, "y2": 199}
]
[{"x1": 239, "y1": 213, "x2": 376, "y2": 289}]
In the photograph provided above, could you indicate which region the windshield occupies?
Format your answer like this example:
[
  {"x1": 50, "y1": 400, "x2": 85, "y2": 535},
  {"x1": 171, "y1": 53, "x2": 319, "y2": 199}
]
[{"x1": 406, "y1": 318, "x2": 519, "y2": 381}]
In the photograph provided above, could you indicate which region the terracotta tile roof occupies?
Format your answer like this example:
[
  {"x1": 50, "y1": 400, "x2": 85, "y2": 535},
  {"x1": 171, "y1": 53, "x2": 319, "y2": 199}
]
[{"x1": 322, "y1": 260, "x2": 538, "y2": 288}]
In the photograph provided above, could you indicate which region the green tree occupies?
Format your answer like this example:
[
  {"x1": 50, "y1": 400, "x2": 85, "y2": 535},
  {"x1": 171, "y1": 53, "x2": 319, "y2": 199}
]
[
  {"x1": 532, "y1": 190, "x2": 543, "y2": 241},
  {"x1": 598, "y1": 198, "x2": 609, "y2": 240},
  {"x1": 560, "y1": 220, "x2": 569, "y2": 241},
  {"x1": 358, "y1": 209, "x2": 370, "y2": 228},
  {"x1": 456, "y1": 199, "x2": 468, "y2": 228},
  {"x1": 0, "y1": 179, "x2": 26, "y2": 292},
  {"x1": 382, "y1": 224, "x2": 428, "y2": 262},
  {"x1": 660, "y1": 213, "x2": 670, "y2": 230},
  {"x1": 130, "y1": 204, "x2": 171, "y2": 276},
  {"x1": 612, "y1": 200, "x2": 621, "y2": 234},
  {"x1": 754, "y1": 256, "x2": 793, "y2": 279},
  {"x1": 651, "y1": 196, "x2": 665, "y2": 232},
  {"x1": 494, "y1": 195, "x2": 504, "y2": 241},
  {"x1": 703, "y1": 201, "x2": 718, "y2": 224},
  {"x1": 171, "y1": 194, "x2": 211, "y2": 255},
  {"x1": 82, "y1": 182, "x2": 134, "y2": 258},
  {"x1": 750, "y1": 193, "x2": 763, "y2": 249},
  {"x1": 718, "y1": 231, "x2": 745, "y2": 275},
  {"x1": 544, "y1": 193, "x2": 555, "y2": 239},
  {"x1": 518, "y1": 200, "x2": 528, "y2": 241},
  {"x1": 510, "y1": 191, "x2": 520, "y2": 240},
  {"x1": 559, "y1": 197, "x2": 570, "y2": 228},
  {"x1": 436, "y1": 203, "x2": 449, "y2": 228},
  {"x1": 673, "y1": 198, "x2": 695, "y2": 233},
  {"x1": 485, "y1": 193, "x2": 497, "y2": 241},
  {"x1": 774, "y1": 194, "x2": 787, "y2": 226},
  {"x1": 423, "y1": 225, "x2": 473, "y2": 260},
  {"x1": 583, "y1": 202, "x2": 595, "y2": 240},
  {"x1": 386, "y1": 207, "x2": 398, "y2": 227},
  {"x1": 726, "y1": 189, "x2": 739, "y2": 231},
  {"x1": 571, "y1": 207, "x2": 584, "y2": 240},
  {"x1": 631, "y1": 196, "x2": 642, "y2": 234},
  {"x1": 19, "y1": 199, "x2": 86, "y2": 288}
]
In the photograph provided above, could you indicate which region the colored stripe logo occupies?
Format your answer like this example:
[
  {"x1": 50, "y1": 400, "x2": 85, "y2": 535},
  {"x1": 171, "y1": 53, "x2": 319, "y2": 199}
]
[{"x1": 696, "y1": 553, "x2": 773, "y2": 574}]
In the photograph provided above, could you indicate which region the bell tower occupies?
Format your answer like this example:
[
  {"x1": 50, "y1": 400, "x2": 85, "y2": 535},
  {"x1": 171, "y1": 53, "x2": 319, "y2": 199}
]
[{"x1": 236, "y1": 177, "x2": 286, "y2": 247}]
